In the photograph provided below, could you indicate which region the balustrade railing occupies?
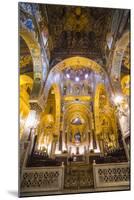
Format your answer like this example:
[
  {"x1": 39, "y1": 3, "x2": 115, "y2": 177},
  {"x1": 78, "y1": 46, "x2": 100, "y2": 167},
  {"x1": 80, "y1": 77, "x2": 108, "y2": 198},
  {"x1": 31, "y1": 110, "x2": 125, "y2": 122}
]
[
  {"x1": 93, "y1": 161, "x2": 130, "y2": 188},
  {"x1": 20, "y1": 138, "x2": 130, "y2": 194},
  {"x1": 20, "y1": 165, "x2": 64, "y2": 194}
]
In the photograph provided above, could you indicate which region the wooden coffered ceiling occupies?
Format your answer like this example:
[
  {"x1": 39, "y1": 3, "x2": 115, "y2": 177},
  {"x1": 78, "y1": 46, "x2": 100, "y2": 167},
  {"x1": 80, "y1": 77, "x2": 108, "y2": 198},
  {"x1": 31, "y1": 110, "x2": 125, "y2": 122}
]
[{"x1": 44, "y1": 5, "x2": 114, "y2": 66}]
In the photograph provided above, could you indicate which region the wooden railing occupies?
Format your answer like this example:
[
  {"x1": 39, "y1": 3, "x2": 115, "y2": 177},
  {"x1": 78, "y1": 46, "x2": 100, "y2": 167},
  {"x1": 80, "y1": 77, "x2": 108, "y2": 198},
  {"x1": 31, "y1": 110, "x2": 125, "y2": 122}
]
[{"x1": 93, "y1": 161, "x2": 130, "y2": 188}]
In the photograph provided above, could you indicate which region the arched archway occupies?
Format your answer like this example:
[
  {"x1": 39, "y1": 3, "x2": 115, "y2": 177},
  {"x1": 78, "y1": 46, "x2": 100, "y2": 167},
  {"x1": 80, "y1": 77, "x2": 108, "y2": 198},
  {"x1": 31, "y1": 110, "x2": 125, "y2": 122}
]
[
  {"x1": 110, "y1": 32, "x2": 130, "y2": 153},
  {"x1": 36, "y1": 83, "x2": 61, "y2": 155},
  {"x1": 62, "y1": 103, "x2": 94, "y2": 154},
  {"x1": 20, "y1": 75, "x2": 34, "y2": 139},
  {"x1": 38, "y1": 83, "x2": 61, "y2": 137},
  {"x1": 47, "y1": 83, "x2": 61, "y2": 137}
]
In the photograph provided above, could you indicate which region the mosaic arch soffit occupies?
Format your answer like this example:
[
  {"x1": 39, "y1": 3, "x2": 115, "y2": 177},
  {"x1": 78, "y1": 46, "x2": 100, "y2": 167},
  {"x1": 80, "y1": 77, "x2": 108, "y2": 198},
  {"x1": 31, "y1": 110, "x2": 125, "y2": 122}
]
[
  {"x1": 20, "y1": 28, "x2": 42, "y2": 80},
  {"x1": 110, "y1": 31, "x2": 129, "y2": 92}
]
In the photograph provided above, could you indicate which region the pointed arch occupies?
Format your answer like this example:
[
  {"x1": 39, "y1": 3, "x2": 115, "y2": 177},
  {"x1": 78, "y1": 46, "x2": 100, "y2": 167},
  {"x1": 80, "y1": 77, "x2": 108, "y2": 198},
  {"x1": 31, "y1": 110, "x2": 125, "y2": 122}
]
[
  {"x1": 44, "y1": 83, "x2": 61, "y2": 136},
  {"x1": 110, "y1": 31, "x2": 130, "y2": 93},
  {"x1": 39, "y1": 56, "x2": 107, "y2": 108}
]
